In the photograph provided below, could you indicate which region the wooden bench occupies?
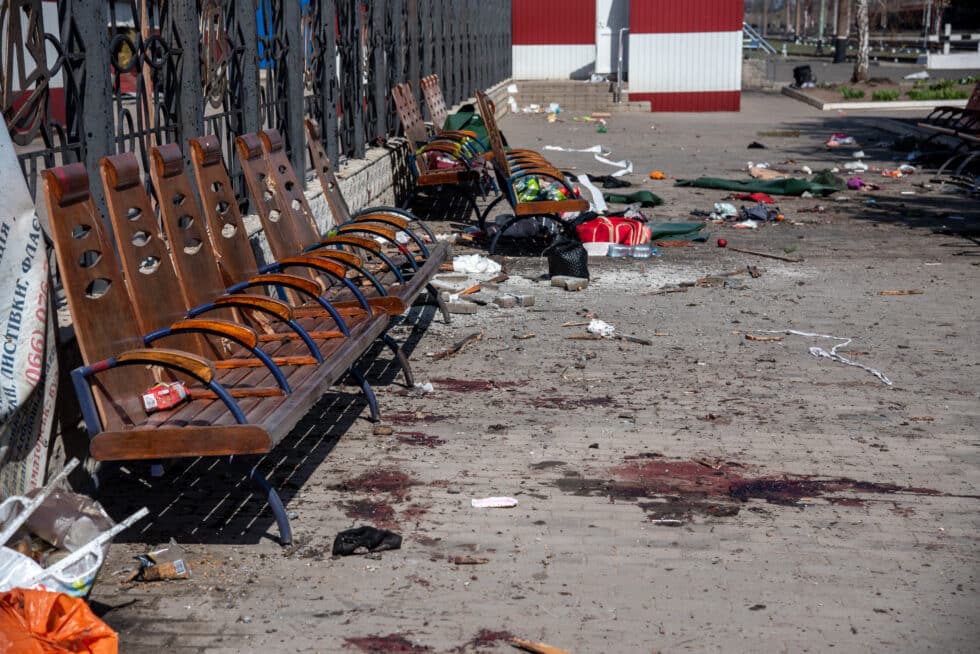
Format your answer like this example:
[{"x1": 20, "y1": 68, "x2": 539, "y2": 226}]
[
  {"x1": 391, "y1": 82, "x2": 491, "y2": 222},
  {"x1": 474, "y1": 90, "x2": 589, "y2": 254},
  {"x1": 231, "y1": 129, "x2": 452, "y2": 327},
  {"x1": 98, "y1": 148, "x2": 393, "y2": 422},
  {"x1": 918, "y1": 82, "x2": 980, "y2": 133},
  {"x1": 42, "y1": 164, "x2": 388, "y2": 545},
  {"x1": 419, "y1": 75, "x2": 498, "y2": 152},
  {"x1": 303, "y1": 118, "x2": 450, "y2": 323}
]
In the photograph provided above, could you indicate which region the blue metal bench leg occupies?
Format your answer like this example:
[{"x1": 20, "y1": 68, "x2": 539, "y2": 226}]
[
  {"x1": 382, "y1": 333, "x2": 414, "y2": 387},
  {"x1": 349, "y1": 365, "x2": 380, "y2": 422},
  {"x1": 248, "y1": 465, "x2": 292, "y2": 546}
]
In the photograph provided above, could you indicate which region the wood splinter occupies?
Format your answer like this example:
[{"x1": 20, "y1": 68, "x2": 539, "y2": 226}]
[{"x1": 432, "y1": 331, "x2": 483, "y2": 360}]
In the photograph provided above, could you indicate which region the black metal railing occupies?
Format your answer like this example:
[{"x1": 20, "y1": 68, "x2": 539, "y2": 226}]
[{"x1": 2, "y1": 0, "x2": 511, "y2": 226}]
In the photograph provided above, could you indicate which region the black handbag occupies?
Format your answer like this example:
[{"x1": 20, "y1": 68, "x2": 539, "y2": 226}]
[{"x1": 544, "y1": 233, "x2": 589, "y2": 279}]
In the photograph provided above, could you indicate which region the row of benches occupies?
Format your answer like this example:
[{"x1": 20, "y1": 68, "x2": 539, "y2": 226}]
[
  {"x1": 918, "y1": 82, "x2": 980, "y2": 183},
  {"x1": 45, "y1": 123, "x2": 450, "y2": 545},
  {"x1": 394, "y1": 76, "x2": 588, "y2": 253}
]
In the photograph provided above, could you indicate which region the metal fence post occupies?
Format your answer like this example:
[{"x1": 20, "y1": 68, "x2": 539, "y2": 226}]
[
  {"x1": 370, "y1": 0, "x2": 387, "y2": 142},
  {"x1": 315, "y1": 0, "x2": 339, "y2": 163},
  {"x1": 70, "y1": 0, "x2": 113, "y2": 217},
  {"x1": 281, "y1": 0, "x2": 304, "y2": 173},
  {"x1": 236, "y1": 0, "x2": 262, "y2": 137},
  {"x1": 406, "y1": 0, "x2": 419, "y2": 104},
  {"x1": 173, "y1": 0, "x2": 204, "y2": 168}
]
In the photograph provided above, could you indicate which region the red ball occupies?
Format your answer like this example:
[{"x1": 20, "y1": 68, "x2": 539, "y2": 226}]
[{"x1": 717, "y1": 238, "x2": 728, "y2": 248}]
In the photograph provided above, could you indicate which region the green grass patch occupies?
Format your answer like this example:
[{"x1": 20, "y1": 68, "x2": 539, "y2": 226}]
[
  {"x1": 871, "y1": 90, "x2": 900, "y2": 102},
  {"x1": 906, "y1": 87, "x2": 970, "y2": 101},
  {"x1": 839, "y1": 86, "x2": 866, "y2": 99}
]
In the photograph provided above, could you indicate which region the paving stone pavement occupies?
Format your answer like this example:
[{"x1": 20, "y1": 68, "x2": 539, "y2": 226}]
[{"x1": 88, "y1": 92, "x2": 979, "y2": 653}]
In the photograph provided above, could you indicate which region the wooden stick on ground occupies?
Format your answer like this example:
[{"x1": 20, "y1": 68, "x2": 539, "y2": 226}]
[
  {"x1": 728, "y1": 247, "x2": 803, "y2": 263},
  {"x1": 640, "y1": 286, "x2": 689, "y2": 297},
  {"x1": 432, "y1": 331, "x2": 483, "y2": 360},
  {"x1": 511, "y1": 638, "x2": 572, "y2": 654}
]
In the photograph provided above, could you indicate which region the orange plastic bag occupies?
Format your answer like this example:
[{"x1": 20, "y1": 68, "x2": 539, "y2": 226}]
[{"x1": 0, "y1": 588, "x2": 117, "y2": 653}]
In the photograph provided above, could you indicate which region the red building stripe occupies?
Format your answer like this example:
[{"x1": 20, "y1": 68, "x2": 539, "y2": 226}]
[
  {"x1": 631, "y1": 0, "x2": 743, "y2": 35},
  {"x1": 512, "y1": 0, "x2": 595, "y2": 45},
  {"x1": 628, "y1": 90, "x2": 741, "y2": 112}
]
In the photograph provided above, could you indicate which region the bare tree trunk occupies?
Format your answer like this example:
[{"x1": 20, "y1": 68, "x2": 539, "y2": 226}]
[
  {"x1": 851, "y1": 0, "x2": 870, "y2": 82},
  {"x1": 762, "y1": 0, "x2": 769, "y2": 37},
  {"x1": 786, "y1": 0, "x2": 792, "y2": 37},
  {"x1": 834, "y1": 0, "x2": 850, "y2": 63},
  {"x1": 795, "y1": 0, "x2": 803, "y2": 38}
]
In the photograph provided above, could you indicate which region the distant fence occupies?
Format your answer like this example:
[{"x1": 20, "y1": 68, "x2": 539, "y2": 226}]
[{"x1": 1, "y1": 0, "x2": 512, "y2": 218}]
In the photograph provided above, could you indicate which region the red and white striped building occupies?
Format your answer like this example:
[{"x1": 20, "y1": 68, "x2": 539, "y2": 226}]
[
  {"x1": 512, "y1": 0, "x2": 744, "y2": 112},
  {"x1": 511, "y1": 0, "x2": 597, "y2": 80}
]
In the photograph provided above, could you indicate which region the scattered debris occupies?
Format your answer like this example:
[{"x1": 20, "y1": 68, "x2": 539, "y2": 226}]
[
  {"x1": 640, "y1": 287, "x2": 688, "y2": 297},
  {"x1": 879, "y1": 289, "x2": 924, "y2": 296},
  {"x1": 511, "y1": 638, "x2": 572, "y2": 654},
  {"x1": 332, "y1": 526, "x2": 402, "y2": 556},
  {"x1": 471, "y1": 497, "x2": 518, "y2": 509},
  {"x1": 453, "y1": 254, "x2": 502, "y2": 275},
  {"x1": 745, "y1": 334, "x2": 784, "y2": 342},
  {"x1": 550, "y1": 276, "x2": 589, "y2": 291},
  {"x1": 587, "y1": 319, "x2": 616, "y2": 337},
  {"x1": 450, "y1": 556, "x2": 490, "y2": 565},
  {"x1": 373, "y1": 424, "x2": 394, "y2": 436},
  {"x1": 728, "y1": 247, "x2": 803, "y2": 263},
  {"x1": 762, "y1": 329, "x2": 893, "y2": 385},
  {"x1": 432, "y1": 332, "x2": 484, "y2": 361},
  {"x1": 446, "y1": 301, "x2": 480, "y2": 315},
  {"x1": 412, "y1": 382, "x2": 434, "y2": 395},
  {"x1": 134, "y1": 538, "x2": 191, "y2": 582},
  {"x1": 513, "y1": 333, "x2": 536, "y2": 340}
]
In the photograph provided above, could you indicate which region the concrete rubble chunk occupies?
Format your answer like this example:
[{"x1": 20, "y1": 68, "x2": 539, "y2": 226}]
[
  {"x1": 447, "y1": 301, "x2": 479, "y2": 315},
  {"x1": 551, "y1": 276, "x2": 589, "y2": 291}
]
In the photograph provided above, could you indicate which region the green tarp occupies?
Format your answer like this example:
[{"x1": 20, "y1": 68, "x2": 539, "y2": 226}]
[
  {"x1": 442, "y1": 108, "x2": 492, "y2": 146},
  {"x1": 602, "y1": 190, "x2": 664, "y2": 207},
  {"x1": 646, "y1": 222, "x2": 706, "y2": 240},
  {"x1": 674, "y1": 176, "x2": 843, "y2": 197}
]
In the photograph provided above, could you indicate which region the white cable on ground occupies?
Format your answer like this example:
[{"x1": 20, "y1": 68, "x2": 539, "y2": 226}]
[{"x1": 763, "y1": 329, "x2": 893, "y2": 386}]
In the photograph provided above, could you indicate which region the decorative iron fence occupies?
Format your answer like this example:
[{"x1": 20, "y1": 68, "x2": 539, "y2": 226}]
[{"x1": 1, "y1": 0, "x2": 511, "y2": 218}]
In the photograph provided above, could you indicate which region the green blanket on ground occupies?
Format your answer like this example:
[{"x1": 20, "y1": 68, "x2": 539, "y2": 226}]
[
  {"x1": 646, "y1": 222, "x2": 706, "y2": 240},
  {"x1": 603, "y1": 190, "x2": 664, "y2": 207},
  {"x1": 674, "y1": 176, "x2": 843, "y2": 196}
]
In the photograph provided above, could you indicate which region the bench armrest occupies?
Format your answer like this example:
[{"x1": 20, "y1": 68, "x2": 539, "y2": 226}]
[
  {"x1": 143, "y1": 318, "x2": 290, "y2": 393},
  {"x1": 72, "y1": 348, "x2": 245, "y2": 436}
]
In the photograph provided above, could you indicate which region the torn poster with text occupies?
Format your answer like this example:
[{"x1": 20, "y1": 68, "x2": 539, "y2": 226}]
[{"x1": 0, "y1": 121, "x2": 57, "y2": 497}]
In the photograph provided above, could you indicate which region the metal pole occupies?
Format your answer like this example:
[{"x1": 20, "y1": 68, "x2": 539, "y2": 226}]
[
  {"x1": 319, "y1": 0, "x2": 339, "y2": 163},
  {"x1": 818, "y1": 0, "x2": 827, "y2": 43},
  {"x1": 70, "y1": 0, "x2": 113, "y2": 222},
  {"x1": 282, "y1": 0, "x2": 305, "y2": 173},
  {"x1": 173, "y1": 0, "x2": 204, "y2": 170}
]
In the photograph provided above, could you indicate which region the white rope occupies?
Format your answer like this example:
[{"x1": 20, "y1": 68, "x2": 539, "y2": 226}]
[{"x1": 763, "y1": 329, "x2": 893, "y2": 386}]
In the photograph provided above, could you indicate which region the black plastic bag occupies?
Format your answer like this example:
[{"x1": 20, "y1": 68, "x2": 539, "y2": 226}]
[
  {"x1": 793, "y1": 65, "x2": 814, "y2": 87},
  {"x1": 544, "y1": 234, "x2": 589, "y2": 279}
]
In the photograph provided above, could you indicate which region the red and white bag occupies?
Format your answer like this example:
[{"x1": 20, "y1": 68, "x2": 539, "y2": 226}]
[{"x1": 575, "y1": 216, "x2": 651, "y2": 246}]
